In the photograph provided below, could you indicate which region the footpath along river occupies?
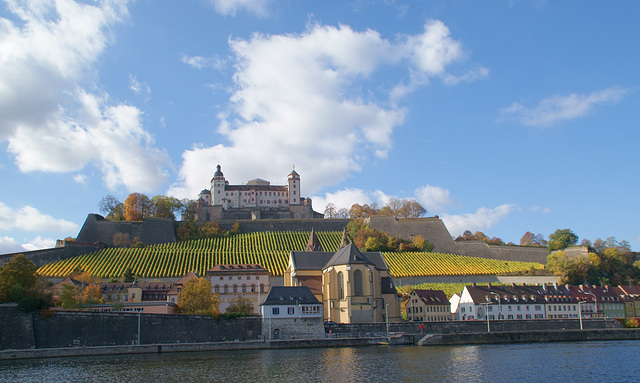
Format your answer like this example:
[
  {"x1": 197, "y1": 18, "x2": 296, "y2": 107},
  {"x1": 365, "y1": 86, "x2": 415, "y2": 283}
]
[{"x1": 1, "y1": 340, "x2": 638, "y2": 382}]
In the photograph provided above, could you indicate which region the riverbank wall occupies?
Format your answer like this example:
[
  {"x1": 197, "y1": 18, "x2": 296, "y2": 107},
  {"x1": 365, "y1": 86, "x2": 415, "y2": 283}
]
[{"x1": 418, "y1": 329, "x2": 640, "y2": 346}]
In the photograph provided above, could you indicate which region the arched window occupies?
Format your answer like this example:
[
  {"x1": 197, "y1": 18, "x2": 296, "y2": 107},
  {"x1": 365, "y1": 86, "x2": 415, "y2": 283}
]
[
  {"x1": 223, "y1": 285, "x2": 228, "y2": 293},
  {"x1": 338, "y1": 272, "x2": 344, "y2": 300},
  {"x1": 214, "y1": 285, "x2": 219, "y2": 293},
  {"x1": 353, "y1": 269, "x2": 363, "y2": 296},
  {"x1": 233, "y1": 285, "x2": 237, "y2": 293}
]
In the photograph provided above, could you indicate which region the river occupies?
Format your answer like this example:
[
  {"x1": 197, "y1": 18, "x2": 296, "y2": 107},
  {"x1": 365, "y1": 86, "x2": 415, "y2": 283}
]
[{"x1": 1, "y1": 340, "x2": 638, "y2": 382}]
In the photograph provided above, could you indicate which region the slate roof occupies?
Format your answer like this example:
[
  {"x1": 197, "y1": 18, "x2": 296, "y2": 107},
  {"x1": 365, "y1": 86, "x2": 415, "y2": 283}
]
[
  {"x1": 290, "y1": 244, "x2": 390, "y2": 272},
  {"x1": 206, "y1": 264, "x2": 268, "y2": 274},
  {"x1": 414, "y1": 289, "x2": 450, "y2": 305},
  {"x1": 261, "y1": 286, "x2": 320, "y2": 306}
]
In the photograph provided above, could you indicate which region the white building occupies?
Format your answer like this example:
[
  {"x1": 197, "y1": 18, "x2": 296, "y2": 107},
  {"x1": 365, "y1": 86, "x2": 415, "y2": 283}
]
[{"x1": 260, "y1": 286, "x2": 324, "y2": 340}]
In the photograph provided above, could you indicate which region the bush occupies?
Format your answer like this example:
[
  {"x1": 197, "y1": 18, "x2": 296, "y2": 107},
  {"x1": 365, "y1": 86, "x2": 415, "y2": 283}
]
[{"x1": 18, "y1": 296, "x2": 45, "y2": 313}]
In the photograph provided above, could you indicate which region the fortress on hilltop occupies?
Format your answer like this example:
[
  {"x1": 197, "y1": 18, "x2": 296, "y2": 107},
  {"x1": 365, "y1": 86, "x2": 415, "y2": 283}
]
[{"x1": 194, "y1": 165, "x2": 324, "y2": 221}]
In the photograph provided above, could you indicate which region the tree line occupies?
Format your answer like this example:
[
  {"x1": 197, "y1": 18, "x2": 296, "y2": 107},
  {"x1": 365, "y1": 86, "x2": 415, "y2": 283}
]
[
  {"x1": 324, "y1": 198, "x2": 427, "y2": 220},
  {"x1": 99, "y1": 194, "x2": 198, "y2": 222}
]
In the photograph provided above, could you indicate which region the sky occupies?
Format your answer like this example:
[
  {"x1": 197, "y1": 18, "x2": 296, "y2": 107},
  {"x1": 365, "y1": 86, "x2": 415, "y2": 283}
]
[{"x1": 1, "y1": 0, "x2": 639, "y2": 255}]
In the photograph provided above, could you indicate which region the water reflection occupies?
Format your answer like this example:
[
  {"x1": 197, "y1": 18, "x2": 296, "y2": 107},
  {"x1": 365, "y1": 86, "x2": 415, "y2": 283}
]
[{"x1": 1, "y1": 341, "x2": 639, "y2": 383}]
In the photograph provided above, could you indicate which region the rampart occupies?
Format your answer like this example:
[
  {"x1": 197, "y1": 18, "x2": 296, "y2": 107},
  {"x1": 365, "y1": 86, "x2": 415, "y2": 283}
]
[
  {"x1": 0, "y1": 242, "x2": 104, "y2": 268},
  {"x1": 75, "y1": 214, "x2": 178, "y2": 245},
  {"x1": 367, "y1": 216, "x2": 549, "y2": 263}
]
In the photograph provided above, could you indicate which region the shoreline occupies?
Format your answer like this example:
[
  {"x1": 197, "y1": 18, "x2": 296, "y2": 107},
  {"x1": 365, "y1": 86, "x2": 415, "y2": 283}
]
[{"x1": 2, "y1": 328, "x2": 639, "y2": 361}]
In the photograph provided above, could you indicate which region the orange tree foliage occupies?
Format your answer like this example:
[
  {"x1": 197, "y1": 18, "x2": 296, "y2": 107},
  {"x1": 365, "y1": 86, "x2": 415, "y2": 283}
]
[
  {"x1": 177, "y1": 277, "x2": 220, "y2": 316},
  {"x1": 123, "y1": 193, "x2": 154, "y2": 221}
]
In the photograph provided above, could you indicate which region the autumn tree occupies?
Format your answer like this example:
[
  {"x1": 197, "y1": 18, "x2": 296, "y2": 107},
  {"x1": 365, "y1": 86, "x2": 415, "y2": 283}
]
[
  {"x1": 179, "y1": 199, "x2": 198, "y2": 221},
  {"x1": 123, "y1": 193, "x2": 155, "y2": 221},
  {"x1": 177, "y1": 277, "x2": 220, "y2": 316},
  {"x1": 520, "y1": 231, "x2": 547, "y2": 247},
  {"x1": 60, "y1": 284, "x2": 79, "y2": 309},
  {"x1": 548, "y1": 228, "x2": 578, "y2": 251},
  {"x1": 225, "y1": 296, "x2": 254, "y2": 316},
  {"x1": 0, "y1": 254, "x2": 38, "y2": 302},
  {"x1": 82, "y1": 284, "x2": 104, "y2": 305}
]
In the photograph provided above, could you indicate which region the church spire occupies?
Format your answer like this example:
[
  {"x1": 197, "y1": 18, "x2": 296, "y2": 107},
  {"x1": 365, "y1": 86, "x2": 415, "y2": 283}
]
[
  {"x1": 340, "y1": 228, "x2": 349, "y2": 248},
  {"x1": 305, "y1": 228, "x2": 322, "y2": 252}
]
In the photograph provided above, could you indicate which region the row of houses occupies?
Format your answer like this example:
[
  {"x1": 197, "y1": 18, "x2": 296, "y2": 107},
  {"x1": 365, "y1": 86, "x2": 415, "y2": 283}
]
[{"x1": 449, "y1": 283, "x2": 640, "y2": 321}]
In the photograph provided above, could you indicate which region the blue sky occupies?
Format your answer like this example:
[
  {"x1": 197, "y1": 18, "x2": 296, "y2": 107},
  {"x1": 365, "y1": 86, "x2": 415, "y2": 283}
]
[{"x1": 1, "y1": 0, "x2": 638, "y2": 254}]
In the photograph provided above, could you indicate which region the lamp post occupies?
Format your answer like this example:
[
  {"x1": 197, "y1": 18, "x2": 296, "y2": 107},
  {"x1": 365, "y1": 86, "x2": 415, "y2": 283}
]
[
  {"x1": 583, "y1": 291, "x2": 597, "y2": 318},
  {"x1": 481, "y1": 302, "x2": 492, "y2": 332},
  {"x1": 577, "y1": 301, "x2": 586, "y2": 329},
  {"x1": 385, "y1": 303, "x2": 390, "y2": 338}
]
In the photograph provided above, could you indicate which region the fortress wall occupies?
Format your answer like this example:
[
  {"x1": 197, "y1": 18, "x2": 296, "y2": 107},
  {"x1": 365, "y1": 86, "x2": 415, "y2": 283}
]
[
  {"x1": 75, "y1": 214, "x2": 177, "y2": 246},
  {"x1": 367, "y1": 216, "x2": 458, "y2": 253},
  {"x1": 0, "y1": 242, "x2": 104, "y2": 268}
]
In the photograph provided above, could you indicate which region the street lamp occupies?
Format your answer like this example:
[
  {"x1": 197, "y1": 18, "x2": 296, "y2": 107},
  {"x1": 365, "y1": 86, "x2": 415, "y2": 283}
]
[
  {"x1": 577, "y1": 301, "x2": 586, "y2": 330},
  {"x1": 385, "y1": 303, "x2": 390, "y2": 338},
  {"x1": 583, "y1": 291, "x2": 597, "y2": 318},
  {"x1": 480, "y1": 302, "x2": 492, "y2": 332}
]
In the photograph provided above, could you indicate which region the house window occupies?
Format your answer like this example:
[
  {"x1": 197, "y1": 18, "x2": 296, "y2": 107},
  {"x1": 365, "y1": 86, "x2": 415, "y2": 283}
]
[
  {"x1": 338, "y1": 272, "x2": 345, "y2": 300},
  {"x1": 353, "y1": 269, "x2": 363, "y2": 296},
  {"x1": 288, "y1": 307, "x2": 295, "y2": 315},
  {"x1": 272, "y1": 307, "x2": 279, "y2": 315},
  {"x1": 251, "y1": 284, "x2": 256, "y2": 292},
  {"x1": 260, "y1": 284, "x2": 265, "y2": 293},
  {"x1": 224, "y1": 285, "x2": 228, "y2": 293},
  {"x1": 242, "y1": 285, "x2": 246, "y2": 293},
  {"x1": 214, "y1": 285, "x2": 219, "y2": 293},
  {"x1": 233, "y1": 285, "x2": 237, "y2": 293}
]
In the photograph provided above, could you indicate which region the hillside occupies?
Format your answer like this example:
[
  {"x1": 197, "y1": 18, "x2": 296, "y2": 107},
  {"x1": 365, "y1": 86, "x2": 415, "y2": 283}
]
[{"x1": 37, "y1": 231, "x2": 544, "y2": 279}]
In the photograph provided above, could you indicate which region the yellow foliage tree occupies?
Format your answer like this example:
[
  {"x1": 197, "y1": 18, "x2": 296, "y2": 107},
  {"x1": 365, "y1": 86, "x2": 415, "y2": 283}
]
[{"x1": 177, "y1": 277, "x2": 220, "y2": 316}]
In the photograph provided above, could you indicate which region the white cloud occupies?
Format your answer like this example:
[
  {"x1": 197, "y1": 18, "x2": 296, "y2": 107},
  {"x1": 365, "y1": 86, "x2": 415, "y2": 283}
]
[
  {"x1": 210, "y1": 0, "x2": 272, "y2": 16},
  {"x1": 441, "y1": 204, "x2": 517, "y2": 237},
  {"x1": 500, "y1": 86, "x2": 629, "y2": 127},
  {"x1": 169, "y1": 21, "x2": 474, "y2": 199},
  {"x1": 0, "y1": 0, "x2": 169, "y2": 192},
  {"x1": 0, "y1": 236, "x2": 26, "y2": 255},
  {"x1": 311, "y1": 188, "x2": 380, "y2": 213},
  {"x1": 531, "y1": 206, "x2": 551, "y2": 214},
  {"x1": 415, "y1": 184, "x2": 454, "y2": 214},
  {"x1": 73, "y1": 174, "x2": 87, "y2": 184},
  {"x1": 21, "y1": 236, "x2": 57, "y2": 251},
  {"x1": 180, "y1": 54, "x2": 226, "y2": 70},
  {"x1": 129, "y1": 74, "x2": 150, "y2": 96},
  {"x1": 0, "y1": 202, "x2": 78, "y2": 232}
]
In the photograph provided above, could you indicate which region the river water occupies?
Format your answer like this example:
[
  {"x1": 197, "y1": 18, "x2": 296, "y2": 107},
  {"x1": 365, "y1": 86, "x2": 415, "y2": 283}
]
[{"x1": 1, "y1": 340, "x2": 638, "y2": 382}]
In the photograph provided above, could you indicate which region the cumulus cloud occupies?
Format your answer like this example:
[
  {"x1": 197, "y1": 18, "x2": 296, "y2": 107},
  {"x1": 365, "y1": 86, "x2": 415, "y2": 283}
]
[
  {"x1": 0, "y1": 202, "x2": 78, "y2": 232},
  {"x1": 169, "y1": 21, "x2": 474, "y2": 198},
  {"x1": 0, "y1": 236, "x2": 26, "y2": 255},
  {"x1": 500, "y1": 86, "x2": 629, "y2": 127},
  {"x1": 210, "y1": 0, "x2": 272, "y2": 16},
  {"x1": 0, "y1": 0, "x2": 169, "y2": 192},
  {"x1": 21, "y1": 236, "x2": 57, "y2": 251},
  {"x1": 440, "y1": 204, "x2": 517, "y2": 237},
  {"x1": 311, "y1": 188, "x2": 381, "y2": 213},
  {"x1": 129, "y1": 74, "x2": 151, "y2": 96},
  {"x1": 415, "y1": 184, "x2": 455, "y2": 214}
]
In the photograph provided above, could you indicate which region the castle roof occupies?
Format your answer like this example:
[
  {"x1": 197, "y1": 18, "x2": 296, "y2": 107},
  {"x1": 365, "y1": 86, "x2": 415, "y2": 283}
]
[{"x1": 261, "y1": 286, "x2": 320, "y2": 306}]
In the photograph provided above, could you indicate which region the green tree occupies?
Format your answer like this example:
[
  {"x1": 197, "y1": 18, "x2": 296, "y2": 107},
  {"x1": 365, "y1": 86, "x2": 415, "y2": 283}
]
[
  {"x1": 225, "y1": 296, "x2": 254, "y2": 316},
  {"x1": 152, "y1": 195, "x2": 182, "y2": 219},
  {"x1": 0, "y1": 254, "x2": 38, "y2": 302},
  {"x1": 548, "y1": 228, "x2": 578, "y2": 251},
  {"x1": 177, "y1": 277, "x2": 220, "y2": 316},
  {"x1": 122, "y1": 267, "x2": 136, "y2": 283},
  {"x1": 60, "y1": 284, "x2": 79, "y2": 309}
]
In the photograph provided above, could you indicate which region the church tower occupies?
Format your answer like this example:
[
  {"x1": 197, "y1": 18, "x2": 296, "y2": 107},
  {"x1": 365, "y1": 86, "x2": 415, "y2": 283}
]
[
  {"x1": 210, "y1": 164, "x2": 226, "y2": 206},
  {"x1": 287, "y1": 167, "x2": 300, "y2": 205}
]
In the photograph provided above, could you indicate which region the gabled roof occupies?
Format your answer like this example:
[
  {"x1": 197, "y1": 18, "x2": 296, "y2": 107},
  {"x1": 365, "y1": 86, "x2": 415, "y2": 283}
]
[
  {"x1": 413, "y1": 289, "x2": 450, "y2": 305},
  {"x1": 325, "y1": 243, "x2": 375, "y2": 268},
  {"x1": 261, "y1": 286, "x2": 320, "y2": 306},
  {"x1": 207, "y1": 264, "x2": 268, "y2": 274},
  {"x1": 339, "y1": 228, "x2": 349, "y2": 248}
]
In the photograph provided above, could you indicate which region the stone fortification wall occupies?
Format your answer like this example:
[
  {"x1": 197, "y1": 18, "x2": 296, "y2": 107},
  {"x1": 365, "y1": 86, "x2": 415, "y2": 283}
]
[
  {"x1": 76, "y1": 214, "x2": 177, "y2": 246},
  {"x1": 367, "y1": 216, "x2": 549, "y2": 264},
  {"x1": 367, "y1": 216, "x2": 457, "y2": 253},
  {"x1": 0, "y1": 306, "x2": 261, "y2": 350},
  {"x1": 0, "y1": 242, "x2": 104, "y2": 268},
  {"x1": 215, "y1": 218, "x2": 351, "y2": 234}
]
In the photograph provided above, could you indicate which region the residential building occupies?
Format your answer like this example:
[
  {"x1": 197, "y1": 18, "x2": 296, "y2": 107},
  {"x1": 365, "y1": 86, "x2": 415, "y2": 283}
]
[
  {"x1": 457, "y1": 284, "x2": 545, "y2": 320},
  {"x1": 206, "y1": 264, "x2": 270, "y2": 315},
  {"x1": 405, "y1": 289, "x2": 452, "y2": 322},
  {"x1": 260, "y1": 286, "x2": 323, "y2": 340}
]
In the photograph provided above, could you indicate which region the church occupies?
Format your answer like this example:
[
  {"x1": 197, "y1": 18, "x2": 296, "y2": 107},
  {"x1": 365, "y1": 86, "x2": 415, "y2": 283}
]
[
  {"x1": 284, "y1": 230, "x2": 402, "y2": 324},
  {"x1": 195, "y1": 165, "x2": 323, "y2": 221}
]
